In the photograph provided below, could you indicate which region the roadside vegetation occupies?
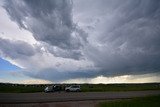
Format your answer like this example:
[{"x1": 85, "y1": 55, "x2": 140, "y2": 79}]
[
  {"x1": 81, "y1": 83, "x2": 160, "y2": 92},
  {"x1": 99, "y1": 95, "x2": 160, "y2": 107},
  {"x1": 0, "y1": 83, "x2": 160, "y2": 93},
  {"x1": 0, "y1": 83, "x2": 44, "y2": 93}
]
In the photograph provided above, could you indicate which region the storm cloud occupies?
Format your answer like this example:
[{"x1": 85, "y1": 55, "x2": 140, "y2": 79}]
[
  {"x1": 0, "y1": 38, "x2": 35, "y2": 59},
  {"x1": 3, "y1": 0, "x2": 87, "y2": 60},
  {"x1": 81, "y1": 0, "x2": 160, "y2": 76},
  {"x1": 1, "y1": 0, "x2": 160, "y2": 82}
]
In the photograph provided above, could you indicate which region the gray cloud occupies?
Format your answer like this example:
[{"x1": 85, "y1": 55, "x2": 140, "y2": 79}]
[
  {"x1": 23, "y1": 68, "x2": 98, "y2": 82},
  {"x1": 47, "y1": 46, "x2": 83, "y2": 60},
  {"x1": 1, "y1": 0, "x2": 160, "y2": 82},
  {"x1": 83, "y1": 0, "x2": 160, "y2": 76},
  {"x1": 0, "y1": 38, "x2": 35, "y2": 59},
  {"x1": 3, "y1": 0, "x2": 87, "y2": 59}
]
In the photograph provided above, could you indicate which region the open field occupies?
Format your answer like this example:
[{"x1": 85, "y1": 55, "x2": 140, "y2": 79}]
[
  {"x1": 81, "y1": 83, "x2": 160, "y2": 92},
  {"x1": 99, "y1": 95, "x2": 160, "y2": 107},
  {"x1": 0, "y1": 83, "x2": 44, "y2": 93},
  {"x1": 0, "y1": 83, "x2": 160, "y2": 93}
]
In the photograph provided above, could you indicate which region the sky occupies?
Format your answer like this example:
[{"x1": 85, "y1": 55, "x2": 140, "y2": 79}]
[{"x1": 0, "y1": 0, "x2": 160, "y2": 84}]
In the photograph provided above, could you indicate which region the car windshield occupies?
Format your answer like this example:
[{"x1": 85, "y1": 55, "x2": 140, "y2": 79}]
[{"x1": 71, "y1": 86, "x2": 79, "y2": 88}]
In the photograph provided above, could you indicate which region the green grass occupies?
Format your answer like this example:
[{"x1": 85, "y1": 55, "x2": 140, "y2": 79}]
[
  {"x1": 0, "y1": 83, "x2": 160, "y2": 93},
  {"x1": 0, "y1": 85, "x2": 44, "y2": 93},
  {"x1": 81, "y1": 83, "x2": 160, "y2": 92},
  {"x1": 99, "y1": 95, "x2": 160, "y2": 107}
]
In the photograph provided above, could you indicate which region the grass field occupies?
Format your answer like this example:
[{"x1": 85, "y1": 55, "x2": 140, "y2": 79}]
[
  {"x1": 0, "y1": 83, "x2": 160, "y2": 93},
  {"x1": 0, "y1": 84, "x2": 44, "y2": 93},
  {"x1": 81, "y1": 83, "x2": 160, "y2": 92},
  {"x1": 99, "y1": 95, "x2": 160, "y2": 107}
]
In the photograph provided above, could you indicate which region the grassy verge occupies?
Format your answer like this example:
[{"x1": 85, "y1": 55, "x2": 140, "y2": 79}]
[{"x1": 99, "y1": 95, "x2": 160, "y2": 107}]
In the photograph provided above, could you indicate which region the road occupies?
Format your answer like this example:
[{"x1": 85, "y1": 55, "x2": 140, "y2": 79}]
[{"x1": 0, "y1": 90, "x2": 160, "y2": 104}]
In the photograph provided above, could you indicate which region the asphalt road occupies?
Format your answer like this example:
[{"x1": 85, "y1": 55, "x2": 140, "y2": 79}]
[{"x1": 0, "y1": 90, "x2": 160, "y2": 104}]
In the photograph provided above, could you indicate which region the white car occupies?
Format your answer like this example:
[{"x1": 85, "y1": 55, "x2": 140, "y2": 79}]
[
  {"x1": 44, "y1": 85, "x2": 61, "y2": 92},
  {"x1": 65, "y1": 85, "x2": 81, "y2": 92}
]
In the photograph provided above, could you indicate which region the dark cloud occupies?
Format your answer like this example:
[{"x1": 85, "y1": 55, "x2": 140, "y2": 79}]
[
  {"x1": 0, "y1": 38, "x2": 35, "y2": 59},
  {"x1": 84, "y1": 0, "x2": 160, "y2": 76},
  {"x1": 1, "y1": 0, "x2": 160, "y2": 82},
  {"x1": 23, "y1": 68, "x2": 98, "y2": 82},
  {"x1": 47, "y1": 46, "x2": 83, "y2": 60},
  {"x1": 3, "y1": 0, "x2": 87, "y2": 59}
]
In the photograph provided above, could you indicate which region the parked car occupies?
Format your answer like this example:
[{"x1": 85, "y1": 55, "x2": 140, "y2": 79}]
[
  {"x1": 44, "y1": 85, "x2": 61, "y2": 92},
  {"x1": 65, "y1": 85, "x2": 81, "y2": 92}
]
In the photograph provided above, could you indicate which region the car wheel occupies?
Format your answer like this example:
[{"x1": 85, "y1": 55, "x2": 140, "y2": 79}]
[{"x1": 66, "y1": 89, "x2": 70, "y2": 92}]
